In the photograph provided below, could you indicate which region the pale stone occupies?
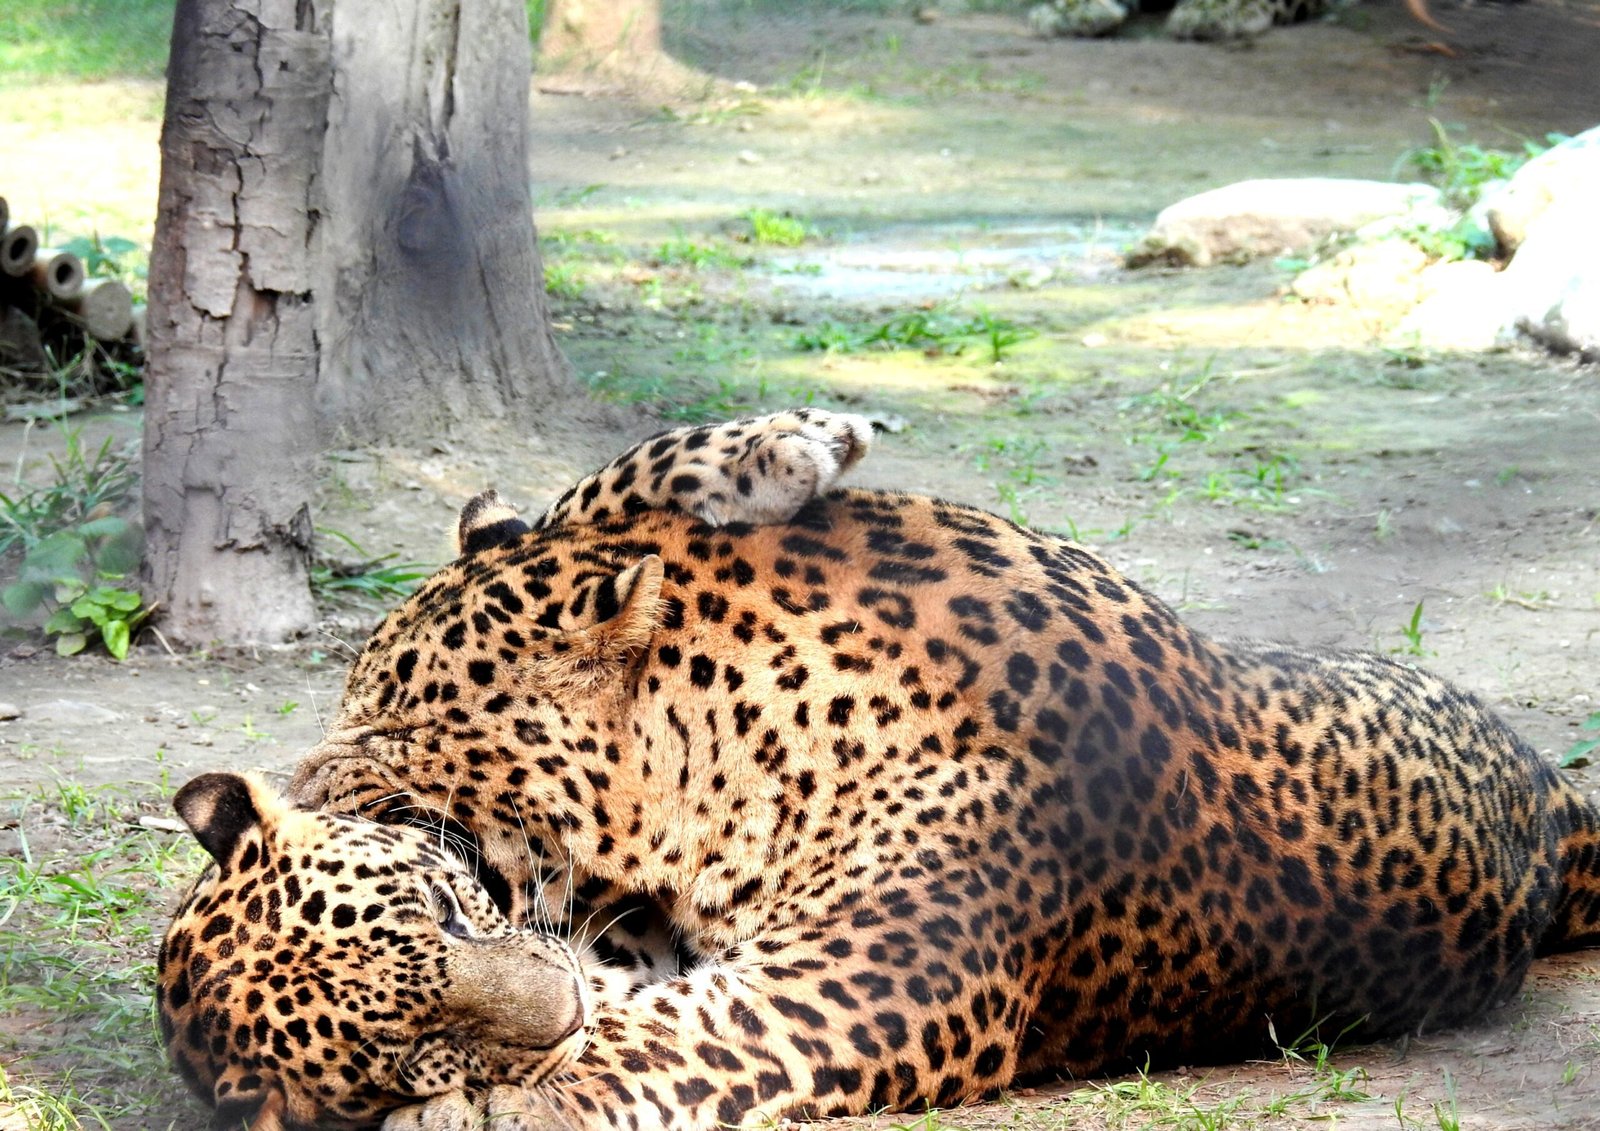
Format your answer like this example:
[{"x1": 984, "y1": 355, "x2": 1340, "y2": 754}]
[
  {"x1": 1499, "y1": 195, "x2": 1600, "y2": 359},
  {"x1": 1486, "y1": 126, "x2": 1600, "y2": 256},
  {"x1": 1290, "y1": 239, "x2": 1431, "y2": 310},
  {"x1": 28, "y1": 699, "x2": 125, "y2": 725},
  {"x1": 1394, "y1": 260, "x2": 1508, "y2": 351},
  {"x1": 1135, "y1": 179, "x2": 1445, "y2": 267}
]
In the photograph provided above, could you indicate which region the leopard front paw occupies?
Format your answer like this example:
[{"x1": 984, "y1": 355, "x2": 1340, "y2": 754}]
[
  {"x1": 383, "y1": 1086, "x2": 568, "y2": 1131},
  {"x1": 693, "y1": 407, "x2": 873, "y2": 526}
]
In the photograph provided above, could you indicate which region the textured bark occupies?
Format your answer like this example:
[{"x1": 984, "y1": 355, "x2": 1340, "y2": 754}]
[
  {"x1": 314, "y1": 0, "x2": 570, "y2": 440},
  {"x1": 143, "y1": 0, "x2": 324, "y2": 644},
  {"x1": 144, "y1": 0, "x2": 573, "y2": 644}
]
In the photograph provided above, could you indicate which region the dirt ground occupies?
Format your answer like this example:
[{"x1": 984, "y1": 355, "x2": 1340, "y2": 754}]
[{"x1": 2, "y1": 1, "x2": 1600, "y2": 1128}]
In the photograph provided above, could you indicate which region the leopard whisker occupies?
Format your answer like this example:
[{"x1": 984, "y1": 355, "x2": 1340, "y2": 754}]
[
  {"x1": 317, "y1": 626, "x2": 360, "y2": 660},
  {"x1": 573, "y1": 905, "x2": 643, "y2": 958},
  {"x1": 507, "y1": 795, "x2": 555, "y2": 933},
  {"x1": 305, "y1": 672, "x2": 326, "y2": 737},
  {"x1": 549, "y1": 1065, "x2": 607, "y2": 1092}
]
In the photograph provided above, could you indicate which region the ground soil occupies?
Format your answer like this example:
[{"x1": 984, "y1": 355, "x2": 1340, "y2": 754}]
[{"x1": 2, "y1": 1, "x2": 1599, "y2": 1128}]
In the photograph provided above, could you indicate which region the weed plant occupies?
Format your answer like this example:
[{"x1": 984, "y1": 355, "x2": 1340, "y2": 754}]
[
  {"x1": 1394, "y1": 600, "x2": 1431, "y2": 657},
  {"x1": 0, "y1": 778, "x2": 201, "y2": 1125},
  {"x1": 1399, "y1": 119, "x2": 1562, "y2": 211},
  {"x1": 795, "y1": 307, "x2": 1035, "y2": 361},
  {"x1": 310, "y1": 528, "x2": 432, "y2": 608},
  {"x1": 1563, "y1": 712, "x2": 1600, "y2": 769},
  {"x1": 1392, "y1": 120, "x2": 1568, "y2": 261},
  {"x1": 1, "y1": 425, "x2": 146, "y2": 657},
  {"x1": 653, "y1": 237, "x2": 751, "y2": 271},
  {"x1": 743, "y1": 208, "x2": 809, "y2": 248}
]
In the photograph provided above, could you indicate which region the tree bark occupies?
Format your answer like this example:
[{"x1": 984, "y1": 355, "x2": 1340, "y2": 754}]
[
  {"x1": 315, "y1": 0, "x2": 570, "y2": 440},
  {"x1": 143, "y1": 0, "x2": 324, "y2": 644},
  {"x1": 144, "y1": 0, "x2": 575, "y2": 645}
]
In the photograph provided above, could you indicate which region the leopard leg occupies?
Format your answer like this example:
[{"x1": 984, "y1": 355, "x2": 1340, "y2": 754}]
[
  {"x1": 1165, "y1": 0, "x2": 1283, "y2": 40},
  {"x1": 383, "y1": 1086, "x2": 566, "y2": 1131},
  {"x1": 1028, "y1": 0, "x2": 1130, "y2": 37},
  {"x1": 532, "y1": 408, "x2": 873, "y2": 532},
  {"x1": 553, "y1": 926, "x2": 1023, "y2": 1130},
  {"x1": 388, "y1": 908, "x2": 1027, "y2": 1131}
]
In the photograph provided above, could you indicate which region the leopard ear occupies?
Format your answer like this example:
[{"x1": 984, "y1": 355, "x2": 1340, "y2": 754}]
[
  {"x1": 538, "y1": 556, "x2": 663, "y2": 694},
  {"x1": 590, "y1": 555, "x2": 664, "y2": 659},
  {"x1": 173, "y1": 773, "x2": 278, "y2": 869},
  {"x1": 457, "y1": 489, "x2": 530, "y2": 556}
]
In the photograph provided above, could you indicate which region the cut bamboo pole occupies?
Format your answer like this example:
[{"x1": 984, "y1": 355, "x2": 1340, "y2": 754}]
[
  {"x1": 30, "y1": 247, "x2": 87, "y2": 300},
  {"x1": 60, "y1": 277, "x2": 135, "y2": 341},
  {"x1": 0, "y1": 224, "x2": 37, "y2": 277}
]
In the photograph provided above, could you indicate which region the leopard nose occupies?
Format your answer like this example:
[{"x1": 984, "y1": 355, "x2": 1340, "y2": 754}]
[
  {"x1": 442, "y1": 941, "x2": 589, "y2": 1048},
  {"x1": 552, "y1": 980, "x2": 584, "y2": 1042}
]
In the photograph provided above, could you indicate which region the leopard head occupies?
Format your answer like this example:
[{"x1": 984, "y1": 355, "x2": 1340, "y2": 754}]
[{"x1": 158, "y1": 773, "x2": 590, "y2": 1129}]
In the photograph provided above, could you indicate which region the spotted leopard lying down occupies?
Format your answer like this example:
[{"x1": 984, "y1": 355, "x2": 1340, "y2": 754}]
[
  {"x1": 1029, "y1": 0, "x2": 1441, "y2": 42},
  {"x1": 160, "y1": 409, "x2": 1600, "y2": 1131},
  {"x1": 1029, "y1": 0, "x2": 1324, "y2": 40}
]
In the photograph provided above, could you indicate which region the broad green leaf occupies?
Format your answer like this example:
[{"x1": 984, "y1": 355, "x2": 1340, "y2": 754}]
[
  {"x1": 2, "y1": 581, "x2": 46, "y2": 617},
  {"x1": 104, "y1": 588, "x2": 142, "y2": 613},
  {"x1": 76, "y1": 516, "x2": 129, "y2": 539},
  {"x1": 102, "y1": 619, "x2": 131, "y2": 660},
  {"x1": 44, "y1": 607, "x2": 87, "y2": 634},
  {"x1": 54, "y1": 632, "x2": 88, "y2": 657},
  {"x1": 70, "y1": 595, "x2": 111, "y2": 625},
  {"x1": 1562, "y1": 738, "x2": 1599, "y2": 770},
  {"x1": 21, "y1": 530, "x2": 89, "y2": 583}
]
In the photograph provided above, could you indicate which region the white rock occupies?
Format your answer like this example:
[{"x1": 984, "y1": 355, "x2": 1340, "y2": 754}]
[
  {"x1": 1499, "y1": 195, "x2": 1600, "y2": 359},
  {"x1": 1486, "y1": 125, "x2": 1600, "y2": 256},
  {"x1": 1395, "y1": 259, "x2": 1508, "y2": 351},
  {"x1": 1291, "y1": 239, "x2": 1430, "y2": 310},
  {"x1": 0, "y1": 702, "x2": 20, "y2": 721},
  {"x1": 1134, "y1": 179, "x2": 1445, "y2": 267}
]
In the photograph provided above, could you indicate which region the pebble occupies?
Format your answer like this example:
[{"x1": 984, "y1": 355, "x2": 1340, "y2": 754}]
[
  {"x1": 28, "y1": 699, "x2": 123, "y2": 725},
  {"x1": 737, "y1": 149, "x2": 762, "y2": 165},
  {"x1": 0, "y1": 702, "x2": 20, "y2": 721}
]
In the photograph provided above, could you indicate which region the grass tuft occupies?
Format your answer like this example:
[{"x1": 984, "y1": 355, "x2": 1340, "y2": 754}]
[
  {"x1": 0, "y1": 777, "x2": 201, "y2": 1126},
  {"x1": 0, "y1": 0, "x2": 174, "y2": 84}
]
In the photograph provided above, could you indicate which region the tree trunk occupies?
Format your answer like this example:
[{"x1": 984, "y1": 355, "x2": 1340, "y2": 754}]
[
  {"x1": 144, "y1": 0, "x2": 575, "y2": 645},
  {"x1": 142, "y1": 0, "x2": 324, "y2": 644},
  {"x1": 314, "y1": 0, "x2": 571, "y2": 440}
]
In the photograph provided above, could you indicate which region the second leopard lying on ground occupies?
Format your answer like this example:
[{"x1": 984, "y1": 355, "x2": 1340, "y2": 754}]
[{"x1": 157, "y1": 410, "x2": 1600, "y2": 1131}]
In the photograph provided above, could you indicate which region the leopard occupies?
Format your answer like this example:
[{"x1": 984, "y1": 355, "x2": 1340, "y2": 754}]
[
  {"x1": 158, "y1": 408, "x2": 876, "y2": 1128},
  {"x1": 160, "y1": 409, "x2": 1600, "y2": 1131},
  {"x1": 1028, "y1": 0, "x2": 1442, "y2": 42},
  {"x1": 158, "y1": 772, "x2": 598, "y2": 1130}
]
